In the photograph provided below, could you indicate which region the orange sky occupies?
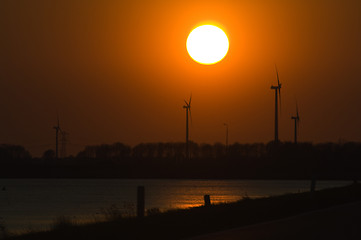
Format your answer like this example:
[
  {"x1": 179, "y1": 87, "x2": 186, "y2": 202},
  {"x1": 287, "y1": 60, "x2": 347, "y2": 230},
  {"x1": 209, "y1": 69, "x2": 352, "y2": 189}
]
[{"x1": 0, "y1": 0, "x2": 361, "y2": 157}]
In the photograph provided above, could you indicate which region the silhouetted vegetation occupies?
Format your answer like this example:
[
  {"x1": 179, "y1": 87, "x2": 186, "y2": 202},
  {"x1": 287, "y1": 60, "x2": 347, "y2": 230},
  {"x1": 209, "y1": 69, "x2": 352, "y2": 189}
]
[
  {"x1": 51, "y1": 216, "x2": 76, "y2": 231},
  {"x1": 1, "y1": 141, "x2": 361, "y2": 179},
  {"x1": 0, "y1": 219, "x2": 9, "y2": 239},
  {"x1": 0, "y1": 144, "x2": 31, "y2": 163}
]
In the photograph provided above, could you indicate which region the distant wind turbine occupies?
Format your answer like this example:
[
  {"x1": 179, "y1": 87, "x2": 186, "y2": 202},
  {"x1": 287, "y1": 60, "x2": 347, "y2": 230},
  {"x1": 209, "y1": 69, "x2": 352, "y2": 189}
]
[
  {"x1": 53, "y1": 115, "x2": 62, "y2": 160},
  {"x1": 183, "y1": 95, "x2": 192, "y2": 160},
  {"x1": 291, "y1": 103, "x2": 300, "y2": 144},
  {"x1": 270, "y1": 65, "x2": 282, "y2": 143}
]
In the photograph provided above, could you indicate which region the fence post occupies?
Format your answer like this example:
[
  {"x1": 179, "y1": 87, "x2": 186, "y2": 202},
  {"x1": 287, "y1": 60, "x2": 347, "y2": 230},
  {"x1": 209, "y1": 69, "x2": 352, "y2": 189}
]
[
  {"x1": 204, "y1": 195, "x2": 211, "y2": 207},
  {"x1": 310, "y1": 177, "x2": 316, "y2": 200},
  {"x1": 137, "y1": 186, "x2": 145, "y2": 218},
  {"x1": 310, "y1": 177, "x2": 316, "y2": 193}
]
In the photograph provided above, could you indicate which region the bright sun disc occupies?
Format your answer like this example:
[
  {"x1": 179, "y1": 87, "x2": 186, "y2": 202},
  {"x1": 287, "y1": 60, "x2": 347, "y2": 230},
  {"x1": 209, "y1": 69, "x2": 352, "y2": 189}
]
[{"x1": 186, "y1": 25, "x2": 229, "y2": 65}]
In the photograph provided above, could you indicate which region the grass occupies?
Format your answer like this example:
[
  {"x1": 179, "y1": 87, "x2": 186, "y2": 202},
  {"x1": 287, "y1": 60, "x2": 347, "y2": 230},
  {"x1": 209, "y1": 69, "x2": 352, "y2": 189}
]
[
  {"x1": 6, "y1": 183, "x2": 361, "y2": 240},
  {"x1": 100, "y1": 204, "x2": 124, "y2": 221},
  {"x1": 0, "y1": 219, "x2": 9, "y2": 240},
  {"x1": 51, "y1": 216, "x2": 77, "y2": 231}
]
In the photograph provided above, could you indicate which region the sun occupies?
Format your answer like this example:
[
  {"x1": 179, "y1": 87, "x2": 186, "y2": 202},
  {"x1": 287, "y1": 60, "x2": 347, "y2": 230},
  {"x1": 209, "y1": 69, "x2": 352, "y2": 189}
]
[{"x1": 186, "y1": 25, "x2": 229, "y2": 65}]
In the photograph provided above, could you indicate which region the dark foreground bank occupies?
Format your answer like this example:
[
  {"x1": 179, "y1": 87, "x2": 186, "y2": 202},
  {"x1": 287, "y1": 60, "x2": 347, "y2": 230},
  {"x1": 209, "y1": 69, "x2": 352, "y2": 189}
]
[
  {"x1": 189, "y1": 201, "x2": 361, "y2": 240},
  {"x1": 6, "y1": 183, "x2": 361, "y2": 240}
]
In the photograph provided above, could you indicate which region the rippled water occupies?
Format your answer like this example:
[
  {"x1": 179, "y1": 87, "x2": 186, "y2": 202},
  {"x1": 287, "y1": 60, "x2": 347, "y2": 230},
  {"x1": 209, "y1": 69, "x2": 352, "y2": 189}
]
[{"x1": 0, "y1": 178, "x2": 350, "y2": 233}]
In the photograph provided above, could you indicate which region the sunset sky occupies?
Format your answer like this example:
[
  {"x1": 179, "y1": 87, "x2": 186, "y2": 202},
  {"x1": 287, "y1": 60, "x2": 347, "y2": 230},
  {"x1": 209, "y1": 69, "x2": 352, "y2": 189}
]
[{"x1": 1, "y1": 0, "x2": 360, "y2": 157}]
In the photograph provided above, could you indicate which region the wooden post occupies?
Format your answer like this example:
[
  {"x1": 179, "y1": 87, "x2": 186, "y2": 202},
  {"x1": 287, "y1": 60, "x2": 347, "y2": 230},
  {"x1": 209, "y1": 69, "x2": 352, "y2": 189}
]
[
  {"x1": 137, "y1": 186, "x2": 145, "y2": 218},
  {"x1": 204, "y1": 195, "x2": 211, "y2": 207},
  {"x1": 310, "y1": 177, "x2": 316, "y2": 193},
  {"x1": 310, "y1": 177, "x2": 316, "y2": 200}
]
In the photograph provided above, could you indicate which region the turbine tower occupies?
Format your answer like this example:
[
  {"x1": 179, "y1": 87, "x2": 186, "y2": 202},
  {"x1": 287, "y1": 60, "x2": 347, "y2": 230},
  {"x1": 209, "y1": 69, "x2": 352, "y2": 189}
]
[
  {"x1": 291, "y1": 103, "x2": 300, "y2": 144},
  {"x1": 60, "y1": 131, "x2": 68, "y2": 159},
  {"x1": 183, "y1": 95, "x2": 192, "y2": 160},
  {"x1": 53, "y1": 116, "x2": 61, "y2": 160},
  {"x1": 270, "y1": 66, "x2": 282, "y2": 143}
]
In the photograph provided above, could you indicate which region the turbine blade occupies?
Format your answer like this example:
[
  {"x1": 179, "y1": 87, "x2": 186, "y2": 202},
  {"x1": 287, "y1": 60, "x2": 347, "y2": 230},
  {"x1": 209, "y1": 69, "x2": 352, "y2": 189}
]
[
  {"x1": 275, "y1": 65, "x2": 280, "y2": 86},
  {"x1": 189, "y1": 94, "x2": 192, "y2": 107},
  {"x1": 296, "y1": 102, "x2": 299, "y2": 118},
  {"x1": 184, "y1": 99, "x2": 188, "y2": 106}
]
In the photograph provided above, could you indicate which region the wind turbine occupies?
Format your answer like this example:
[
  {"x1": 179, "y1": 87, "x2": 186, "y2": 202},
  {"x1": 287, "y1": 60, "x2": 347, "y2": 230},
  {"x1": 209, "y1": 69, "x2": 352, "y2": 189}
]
[
  {"x1": 270, "y1": 65, "x2": 282, "y2": 143},
  {"x1": 183, "y1": 95, "x2": 192, "y2": 160},
  {"x1": 291, "y1": 103, "x2": 300, "y2": 144},
  {"x1": 53, "y1": 115, "x2": 61, "y2": 160}
]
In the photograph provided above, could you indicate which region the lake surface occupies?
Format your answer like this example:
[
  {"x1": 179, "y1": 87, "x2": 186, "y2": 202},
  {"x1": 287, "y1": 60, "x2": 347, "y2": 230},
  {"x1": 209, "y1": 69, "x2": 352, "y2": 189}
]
[{"x1": 0, "y1": 179, "x2": 350, "y2": 233}]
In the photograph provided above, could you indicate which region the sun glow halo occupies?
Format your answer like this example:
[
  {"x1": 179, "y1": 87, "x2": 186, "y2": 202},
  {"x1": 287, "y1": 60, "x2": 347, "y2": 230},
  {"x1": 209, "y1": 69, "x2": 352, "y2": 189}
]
[{"x1": 186, "y1": 25, "x2": 229, "y2": 65}]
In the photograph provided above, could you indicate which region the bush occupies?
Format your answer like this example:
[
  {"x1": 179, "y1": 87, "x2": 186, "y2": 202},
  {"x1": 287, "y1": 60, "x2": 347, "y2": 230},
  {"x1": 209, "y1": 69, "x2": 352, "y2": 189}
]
[
  {"x1": 100, "y1": 204, "x2": 123, "y2": 221},
  {"x1": 51, "y1": 216, "x2": 76, "y2": 230},
  {"x1": 0, "y1": 219, "x2": 9, "y2": 239},
  {"x1": 146, "y1": 208, "x2": 161, "y2": 216}
]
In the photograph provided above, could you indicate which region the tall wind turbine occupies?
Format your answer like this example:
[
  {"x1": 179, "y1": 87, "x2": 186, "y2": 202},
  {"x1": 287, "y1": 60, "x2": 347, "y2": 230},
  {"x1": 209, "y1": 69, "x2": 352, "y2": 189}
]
[
  {"x1": 53, "y1": 115, "x2": 61, "y2": 160},
  {"x1": 183, "y1": 95, "x2": 192, "y2": 160},
  {"x1": 270, "y1": 66, "x2": 282, "y2": 143},
  {"x1": 291, "y1": 103, "x2": 300, "y2": 144}
]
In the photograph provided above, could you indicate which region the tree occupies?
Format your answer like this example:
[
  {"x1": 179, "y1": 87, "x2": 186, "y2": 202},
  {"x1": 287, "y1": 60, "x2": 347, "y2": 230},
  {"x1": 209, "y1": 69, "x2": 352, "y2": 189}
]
[{"x1": 42, "y1": 149, "x2": 55, "y2": 160}]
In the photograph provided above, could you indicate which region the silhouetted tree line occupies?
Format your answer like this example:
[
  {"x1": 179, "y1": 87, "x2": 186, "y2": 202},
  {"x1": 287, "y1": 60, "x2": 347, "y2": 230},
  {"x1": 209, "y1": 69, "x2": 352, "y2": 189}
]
[
  {"x1": 1, "y1": 142, "x2": 361, "y2": 179},
  {"x1": 0, "y1": 144, "x2": 31, "y2": 162}
]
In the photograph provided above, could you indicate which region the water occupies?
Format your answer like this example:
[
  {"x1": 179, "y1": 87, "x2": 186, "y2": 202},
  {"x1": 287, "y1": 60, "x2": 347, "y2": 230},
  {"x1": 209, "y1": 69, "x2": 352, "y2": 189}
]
[{"x1": 0, "y1": 179, "x2": 350, "y2": 233}]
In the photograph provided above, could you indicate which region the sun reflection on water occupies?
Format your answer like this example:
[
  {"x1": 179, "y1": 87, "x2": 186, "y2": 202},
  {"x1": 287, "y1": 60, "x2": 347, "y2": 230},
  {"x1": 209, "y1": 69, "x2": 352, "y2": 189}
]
[
  {"x1": 166, "y1": 194, "x2": 243, "y2": 209},
  {"x1": 146, "y1": 181, "x2": 254, "y2": 211}
]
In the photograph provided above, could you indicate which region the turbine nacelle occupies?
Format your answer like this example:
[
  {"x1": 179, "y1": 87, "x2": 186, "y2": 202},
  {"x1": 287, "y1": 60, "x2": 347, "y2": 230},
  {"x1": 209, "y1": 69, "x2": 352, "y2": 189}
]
[
  {"x1": 270, "y1": 85, "x2": 281, "y2": 90},
  {"x1": 291, "y1": 102, "x2": 300, "y2": 144},
  {"x1": 183, "y1": 94, "x2": 192, "y2": 121},
  {"x1": 54, "y1": 114, "x2": 61, "y2": 131},
  {"x1": 292, "y1": 102, "x2": 300, "y2": 121}
]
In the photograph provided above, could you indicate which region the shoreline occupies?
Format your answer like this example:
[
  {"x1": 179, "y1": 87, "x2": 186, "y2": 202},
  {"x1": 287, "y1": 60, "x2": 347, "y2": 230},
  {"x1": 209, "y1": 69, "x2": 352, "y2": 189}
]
[{"x1": 6, "y1": 183, "x2": 361, "y2": 240}]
